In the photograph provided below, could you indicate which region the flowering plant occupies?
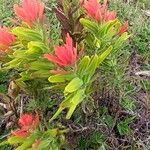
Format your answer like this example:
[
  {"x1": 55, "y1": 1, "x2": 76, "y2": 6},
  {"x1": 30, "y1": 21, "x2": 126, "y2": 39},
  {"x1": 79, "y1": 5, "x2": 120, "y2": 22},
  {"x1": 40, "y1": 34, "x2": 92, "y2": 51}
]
[
  {"x1": 2, "y1": 112, "x2": 66, "y2": 149},
  {"x1": 0, "y1": 0, "x2": 129, "y2": 149}
]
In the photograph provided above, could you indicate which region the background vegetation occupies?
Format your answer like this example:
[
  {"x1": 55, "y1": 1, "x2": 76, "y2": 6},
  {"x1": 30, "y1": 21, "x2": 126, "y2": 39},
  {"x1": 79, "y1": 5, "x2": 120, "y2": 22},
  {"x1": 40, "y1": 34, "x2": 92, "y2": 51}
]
[{"x1": 0, "y1": 0, "x2": 149, "y2": 149}]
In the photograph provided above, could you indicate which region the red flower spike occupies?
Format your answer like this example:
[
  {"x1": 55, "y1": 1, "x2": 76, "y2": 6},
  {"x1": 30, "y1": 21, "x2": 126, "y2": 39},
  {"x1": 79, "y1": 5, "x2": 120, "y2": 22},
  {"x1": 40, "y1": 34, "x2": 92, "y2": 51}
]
[
  {"x1": 14, "y1": 0, "x2": 45, "y2": 26},
  {"x1": 83, "y1": 0, "x2": 101, "y2": 22},
  {"x1": 104, "y1": 11, "x2": 116, "y2": 22},
  {"x1": 0, "y1": 27, "x2": 15, "y2": 51},
  {"x1": 12, "y1": 112, "x2": 39, "y2": 138},
  {"x1": 82, "y1": 0, "x2": 116, "y2": 22},
  {"x1": 44, "y1": 33, "x2": 77, "y2": 67},
  {"x1": 119, "y1": 21, "x2": 128, "y2": 35}
]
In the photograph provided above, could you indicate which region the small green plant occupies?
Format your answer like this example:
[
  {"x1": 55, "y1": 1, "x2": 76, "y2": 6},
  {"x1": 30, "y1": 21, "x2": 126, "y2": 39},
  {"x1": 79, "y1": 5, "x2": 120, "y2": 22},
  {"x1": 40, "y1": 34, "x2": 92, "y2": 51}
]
[{"x1": 117, "y1": 117, "x2": 135, "y2": 136}]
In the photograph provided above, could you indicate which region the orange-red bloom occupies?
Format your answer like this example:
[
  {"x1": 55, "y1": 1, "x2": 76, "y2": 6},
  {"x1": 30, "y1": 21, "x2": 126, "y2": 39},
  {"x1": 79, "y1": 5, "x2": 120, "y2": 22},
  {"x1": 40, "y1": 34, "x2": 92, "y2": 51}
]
[
  {"x1": 12, "y1": 112, "x2": 39, "y2": 138},
  {"x1": 82, "y1": 0, "x2": 116, "y2": 22},
  {"x1": 0, "y1": 27, "x2": 15, "y2": 51},
  {"x1": 14, "y1": 0, "x2": 45, "y2": 26},
  {"x1": 83, "y1": 0, "x2": 101, "y2": 22},
  {"x1": 118, "y1": 21, "x2": 128, "y2": 35},
  {"x1": 44, "y1": 33, "x2": 77, "y2": 67}
]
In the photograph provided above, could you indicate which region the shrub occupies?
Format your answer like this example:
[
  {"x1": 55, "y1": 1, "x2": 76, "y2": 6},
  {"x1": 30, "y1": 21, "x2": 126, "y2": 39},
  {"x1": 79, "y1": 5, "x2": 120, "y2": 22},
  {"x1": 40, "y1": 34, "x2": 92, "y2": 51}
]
[{"x1": 0, "y1": 0, "x2": 129, "y2": 149}]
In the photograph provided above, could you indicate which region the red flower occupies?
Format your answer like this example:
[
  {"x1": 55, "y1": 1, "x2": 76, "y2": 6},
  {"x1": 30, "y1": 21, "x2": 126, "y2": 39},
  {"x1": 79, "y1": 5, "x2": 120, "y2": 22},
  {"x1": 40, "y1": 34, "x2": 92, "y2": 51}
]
[
  {"x1": 0, "y1": 27, "x2": 15, "y2": 51},
  {"x1": 14, "y1": 0, "x2": 45, "y2": 26},
  {"x1": 12, "y1": 112, "x2": 39, "y2": 138},
  {"x1": 83, "y1": 0, "x2": 101, "y2": 22},
  {"x1": 118, "y1": 21, "x2": 128, "y2": 35},
  {"x1": 44, "y1": 33, "x2": 77, "y2": 67},
  {"x1": 82, "y1": 0, "x2": 116, "y2": 22}
]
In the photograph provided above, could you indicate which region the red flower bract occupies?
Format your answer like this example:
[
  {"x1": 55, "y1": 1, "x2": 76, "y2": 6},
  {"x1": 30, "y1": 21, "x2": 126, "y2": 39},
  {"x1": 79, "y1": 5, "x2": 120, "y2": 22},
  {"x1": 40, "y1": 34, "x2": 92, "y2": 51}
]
[
  {"x1": 119, "y1": 21, "x2": 128, "y2": 35},
  {"x1": 83, "y1": 0, "x2": 116, "y2": 22},
  {"x1": 12, "y1": 112, "x2": 39, "y2": 138},
  {"x1": 14, "y1": 0, "x2": 45, "y2": 26},
  {"x1": 44, "y1": 33, "x2": 77, "y2": 67},
  {"x1": 0, "y1": 27, "x2": 15, "y2": 51},
  {"x1": 83, "y1": 0, "x2": 101, "y2": 22}
]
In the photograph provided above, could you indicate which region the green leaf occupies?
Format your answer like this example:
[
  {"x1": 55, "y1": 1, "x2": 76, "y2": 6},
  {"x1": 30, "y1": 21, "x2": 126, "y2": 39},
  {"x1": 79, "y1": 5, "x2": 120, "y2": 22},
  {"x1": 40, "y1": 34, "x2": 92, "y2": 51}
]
[
  {"x1": 26, "y1": 60, "x2": 53, "y2": 71},
  {"x1": 50, "y1": 89, "x2": 85, "y2": 121},
  {"x1": 66, "y1": 89, "x2": 85, "y2": 119},
  {"x1": 48, "y1": 74, "x2": 75, "y2": 83},
  {"x1": 78, "y1": 56, "x2": 90, "y2": 76},
  {"x1": 3, "y1": 58, "x2": 23, "y2": 69},
  {"x1": 8, "y1": 136, "x2": 25, "y2": 145},
  {"x1": 64, "y1": 77, "x2": 83, "y2": 93},
  {"x1": 90, "y1": 132, "x2": 105, "y2": 144},
  {"x1": 49, "y1": 94, "x2": 74, "y2": 122},
  {"x1": 117, "y1": 122, "x2": 130, "y2": 136},
  {"x1": 37, "y1": 139, "x2": 51, "y2": 150},
  {"x1": 98, "y1": 46, "x2": 112, "y2": 65},
  {"x1": 27, "y1": 41, "x2": 49, "y2": 53},
  {"x1": 117, "y1": 117, "x2": 135, "y2": 136},
  {"x1": 84, "y1": 54, "x2": 98, "y2": 83},
  {"x1": 0, "y1": 141, "x2": 9, "y2": 147},
  {"x1": 13, "y1": 50, "x2": 26, "y2": 58},
  {"x1": 98, "y1": 19, "x2": 120, "y2": 36},
  {"x1": 15, "y1": 134, "x2": 38, "y2": 150},
  {"x1": 44, "y1": 129, "x2": 58, "y2": 137},
  {"x1": 80, "y1": 18, "x2": 98, "y2": 34},
  {"x1": 31, "y1": 70, "x2": 50, "y2": 78},
  {"x1": 113, "y1": 32, "x2": 130, "y2": 52},
  {"x1": 85, "y1": 34, "x2": 96, "y2": 48},
  {"x1": 12, "y1": 27, "x2": 43, "y2": 42}
]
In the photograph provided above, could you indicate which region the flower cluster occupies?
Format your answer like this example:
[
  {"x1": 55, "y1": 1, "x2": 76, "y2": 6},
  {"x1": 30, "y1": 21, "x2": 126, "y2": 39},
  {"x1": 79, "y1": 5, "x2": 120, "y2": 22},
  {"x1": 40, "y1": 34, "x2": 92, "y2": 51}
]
[
  {"x1": 82, "y1": 0, "x2": 116, "y2": 22},
  {"x1": 82, "y1": 0, "x2": 128, "y2": 34},
  {"x1": 12, "y1": 112, "x2": 39, "y2": 138},
  {"x1": 44, "y1": 33, "x2": 77, "y2": 74},
  {"x1": 0, "y1": 27, "x2": 15, "y2": 52},
  {"x1": 14, "y1": 0, "x2": 45, "y2": 26}
]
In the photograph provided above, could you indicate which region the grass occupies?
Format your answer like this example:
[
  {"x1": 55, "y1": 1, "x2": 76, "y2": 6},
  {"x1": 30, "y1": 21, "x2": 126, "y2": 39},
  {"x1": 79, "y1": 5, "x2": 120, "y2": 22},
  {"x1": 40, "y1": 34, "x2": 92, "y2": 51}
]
[{"x1": 0, "y1": 0, "x2": 150, "y2": 149}]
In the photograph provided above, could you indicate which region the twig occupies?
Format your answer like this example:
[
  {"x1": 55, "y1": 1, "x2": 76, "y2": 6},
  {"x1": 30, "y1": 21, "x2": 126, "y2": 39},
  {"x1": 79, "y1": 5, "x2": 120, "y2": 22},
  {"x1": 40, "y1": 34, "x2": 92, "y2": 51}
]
[{"x1": 135, "y1": 71, "x2": 150, "y2": 78}]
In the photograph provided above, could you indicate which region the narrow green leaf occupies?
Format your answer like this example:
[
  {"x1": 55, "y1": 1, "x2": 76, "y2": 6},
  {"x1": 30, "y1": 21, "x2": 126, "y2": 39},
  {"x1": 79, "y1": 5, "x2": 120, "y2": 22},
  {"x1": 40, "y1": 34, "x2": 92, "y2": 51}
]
[
  {"x1": 66, "y1": 89, "x2": 85, "y2": 119},
  {"x1": 27, "y1": 41, "x2": 49, "y2": 53},
  {"x1": 80, "y1": 18, "x2": 98, "y2": 34},
  {"x1": 78, "y1": 56, "x2": 90, "y2": 76},
  {"x1": 113, "y1": 32, "x2": 130, "y2": 51},
  {"x1": 26, "y1": 60, "x2": 53, "y2": 71},
  {"x1": 31, "y1": 70, "x2": 50, "y2": 78},
  {"x1": 8, "y1": 136, "x2": 25, "y2": 145},
  {"x1": 16, "y1": 134, "x2": 38, "y2": 150},
  {"x1": 13, "y1": 50, "x2": 26, "y2": 58},
  {"x1": 84, "y1": 54, "x2": 98, "y2": 83},
  {"x1": 48, "y1": 74, "x2": 75, "y2": 83},
  {"x1": 64, "y1": 77, "x2": 83, "y2": 93},
  {"x1": 12, "y1": 27, "x2": 42, "y2": 42},
  {"x1": 98, "y1": 46, "x2": 112, "y2": 65},
  {"x1": 0, "y1": 141, "x2": 9, "y2": 147}
]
